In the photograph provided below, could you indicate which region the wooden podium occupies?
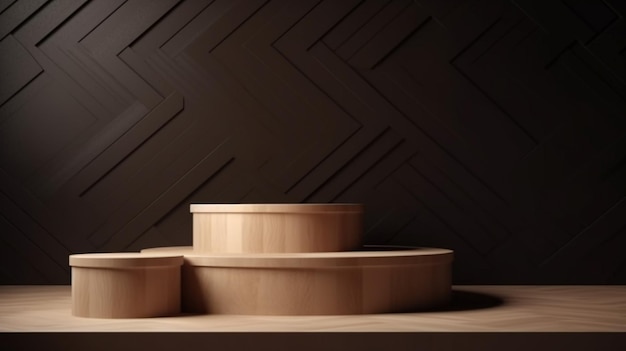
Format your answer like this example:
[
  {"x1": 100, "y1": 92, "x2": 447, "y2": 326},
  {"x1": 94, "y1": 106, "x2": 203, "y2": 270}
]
[{"x1": 70, "y1": 204, "x2": 453, "y2": 317}]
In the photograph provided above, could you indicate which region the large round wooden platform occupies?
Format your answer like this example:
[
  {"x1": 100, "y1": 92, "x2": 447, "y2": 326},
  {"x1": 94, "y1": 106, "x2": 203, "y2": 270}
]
[{"x1": 141, "y1": 246, "x2": 452, "y2": 315}]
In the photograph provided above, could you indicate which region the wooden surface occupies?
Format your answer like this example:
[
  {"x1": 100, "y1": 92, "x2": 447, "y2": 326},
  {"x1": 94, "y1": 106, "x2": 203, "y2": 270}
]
[
  {"x1": 69, "y1": 253, "x2": 183, "y2": 318},
  {"x1": 1, "y1": 285, "x2": 624, "y2": 332},
  {"x1": 191, "y1": 203, "x2": 363, "y2": 253}
]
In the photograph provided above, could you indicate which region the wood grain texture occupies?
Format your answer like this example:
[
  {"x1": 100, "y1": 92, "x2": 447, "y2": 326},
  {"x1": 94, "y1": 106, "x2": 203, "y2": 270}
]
[
  {"x1": 183, "y1": 264, "x2": 449, "y2": 315},
  {"x1": 1, "y1": 285, "x2": 625, "y2": 332},
  {"x1": 70, "y1": 253, "x2": 183, "y2": 318},
  {"x1": 192, "y1": 204, "x2": 363, "y2": 253}
]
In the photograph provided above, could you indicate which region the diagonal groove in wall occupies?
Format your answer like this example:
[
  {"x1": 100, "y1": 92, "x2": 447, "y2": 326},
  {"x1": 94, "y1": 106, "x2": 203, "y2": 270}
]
[
  {"x1": 0, "y1": 192, "x2": 70, "y2": 279},
  {"x1": 77, "y1": 93, "x2": 184, "y2": 197},
  {"x1": 329, "y1": 137, "x2": 406, "y2": 203},
  {"x1": 92, "y1": 138, "x2": 235, "y2": 249},
  {"x1": 300, "y1": 127, "x2": 392, "y2": 200},
  {"x1": 540, "y1": 196, "x2": 626, "y2": 267}
]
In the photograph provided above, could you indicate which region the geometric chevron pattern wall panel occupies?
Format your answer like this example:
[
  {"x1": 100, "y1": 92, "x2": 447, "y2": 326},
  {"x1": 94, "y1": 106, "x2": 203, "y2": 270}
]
[{"x1": 1, "y1": 0, "x2": 625, "y2": 284}]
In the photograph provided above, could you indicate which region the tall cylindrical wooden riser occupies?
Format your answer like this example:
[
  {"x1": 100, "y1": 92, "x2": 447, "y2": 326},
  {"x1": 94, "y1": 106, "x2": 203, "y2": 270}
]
[
  {"x1": 70, "y1": 254, "x2": 183, "y2": 318},
  {"x1": 191, "y1": 204, "x2": 363, "y2": 253}
]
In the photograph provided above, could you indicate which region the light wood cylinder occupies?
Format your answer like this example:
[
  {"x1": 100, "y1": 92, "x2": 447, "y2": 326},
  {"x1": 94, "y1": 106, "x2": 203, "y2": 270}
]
[
  {"x1": 191, "y1": 204, "x2": 363, "y2": 253},
  {"x1": 70, "y1": 253, "x2": 183, "y2": 318},
  {"x1": 181, "y1": 247, "x2": 453, "y2": 315}
]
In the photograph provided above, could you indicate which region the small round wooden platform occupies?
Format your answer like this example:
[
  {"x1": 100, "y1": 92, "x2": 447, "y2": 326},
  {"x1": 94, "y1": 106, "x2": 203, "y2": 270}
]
[{"x1": 70, "y1": 253, "x2": 183, "y2": 318}]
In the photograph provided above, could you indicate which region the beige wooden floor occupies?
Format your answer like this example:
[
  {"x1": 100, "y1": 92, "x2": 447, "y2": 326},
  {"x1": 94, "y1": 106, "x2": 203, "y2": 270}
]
[{"x1": 0, "y1": 285, "x2": 624, "y2": 332}]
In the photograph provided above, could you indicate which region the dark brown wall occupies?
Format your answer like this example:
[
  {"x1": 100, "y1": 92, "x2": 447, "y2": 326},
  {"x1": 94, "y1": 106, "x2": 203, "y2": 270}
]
[{"x1": 1, "y1": 0, "x2": 625, "y2": 284}]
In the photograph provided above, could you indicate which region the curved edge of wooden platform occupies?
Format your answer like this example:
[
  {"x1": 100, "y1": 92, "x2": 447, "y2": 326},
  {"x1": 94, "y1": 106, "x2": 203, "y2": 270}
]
[
  {"x1": 69, "y1": 253, "x2": 184, "y2": 268},
  {"x1": 140, "y1": 246, "x2": 453, "y2": 268},
  {"x1": 190, "y1": 203, "x2": 364, "y2": 214}
]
